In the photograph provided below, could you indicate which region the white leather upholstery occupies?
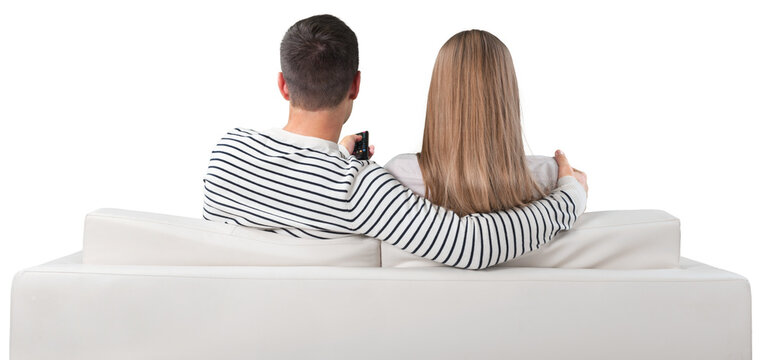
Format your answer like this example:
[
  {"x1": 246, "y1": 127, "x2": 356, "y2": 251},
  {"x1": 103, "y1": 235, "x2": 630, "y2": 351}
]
[
  {"x1": 83, "y1": 208, "x2": 680, "y2": 270},
  {"x1": 83, "y1": 208, "x2": 381, "y2": 267},
  {"x1": 382, "y1": 209, "x2": 681, "y2": 269},
  {"x1": 10, "y1": 252, "x2": 751, "y2": 360}
]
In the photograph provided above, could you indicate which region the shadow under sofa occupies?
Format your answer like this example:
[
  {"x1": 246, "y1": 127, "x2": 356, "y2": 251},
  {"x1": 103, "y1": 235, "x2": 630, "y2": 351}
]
[{"x1": 9, "y1": 208, "x2": 752, "y2": 360}]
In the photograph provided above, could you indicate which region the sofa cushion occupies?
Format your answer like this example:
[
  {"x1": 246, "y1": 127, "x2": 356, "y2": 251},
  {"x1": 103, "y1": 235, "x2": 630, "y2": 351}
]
[
  {"x1": 82, "y1": 208, "x2": 381, "y2": 266},
  {"x1": 381, "y1": 209, "x2": 681, "y2": 269}
]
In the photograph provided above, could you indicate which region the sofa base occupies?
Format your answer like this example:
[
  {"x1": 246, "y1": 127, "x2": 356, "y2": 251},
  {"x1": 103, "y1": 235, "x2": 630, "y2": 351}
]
[{"x1": 10, "y1": 252, "x2": 751, "y2": 360}]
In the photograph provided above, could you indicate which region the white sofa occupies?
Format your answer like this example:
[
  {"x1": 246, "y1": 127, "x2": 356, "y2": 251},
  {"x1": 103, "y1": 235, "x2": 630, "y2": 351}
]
[{"x1": 10, "y1": 208, "x2": 752, "y2": 360}]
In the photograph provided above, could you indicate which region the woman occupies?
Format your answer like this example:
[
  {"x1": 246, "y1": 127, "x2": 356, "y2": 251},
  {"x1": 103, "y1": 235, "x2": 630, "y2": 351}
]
[
  {"x1": 385, "y1": 29, "x2": 587, "y2": 215},
  {"x1": 338, "y1": 29, "x2": 587, "y2": 268}
]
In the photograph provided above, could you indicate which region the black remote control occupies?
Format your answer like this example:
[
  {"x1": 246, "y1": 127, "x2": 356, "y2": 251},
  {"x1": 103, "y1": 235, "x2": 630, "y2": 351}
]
[{"x1": 353, "y1": 131, "x2": 369, "y2": 160}]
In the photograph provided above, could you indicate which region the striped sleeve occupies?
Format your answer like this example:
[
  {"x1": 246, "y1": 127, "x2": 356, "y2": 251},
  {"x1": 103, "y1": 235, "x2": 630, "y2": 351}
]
[
  {"x1": 202, "y1": 128, "x2": 587, "y2": 270},
  {"x1": 345, "y1": 166, "x2": 586, "y2": 270}
]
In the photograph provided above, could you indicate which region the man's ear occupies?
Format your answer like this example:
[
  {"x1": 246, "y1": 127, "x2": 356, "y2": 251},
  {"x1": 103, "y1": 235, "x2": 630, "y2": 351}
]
[
  {"x1": 348, "y1": 71, "x2": 361, "y2": 100},
  {"x1": 277, "y1": 72, "x2": 290, "y2": 101}
]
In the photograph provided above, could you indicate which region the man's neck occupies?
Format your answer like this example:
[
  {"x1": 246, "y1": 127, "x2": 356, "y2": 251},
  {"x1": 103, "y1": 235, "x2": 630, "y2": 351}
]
[{"x1": 282, "y1": 104, "x2": 346, "y2": 143}]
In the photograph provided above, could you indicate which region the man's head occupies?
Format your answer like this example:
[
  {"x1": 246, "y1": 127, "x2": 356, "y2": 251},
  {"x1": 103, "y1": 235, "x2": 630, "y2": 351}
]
[{"x1": 279, "y1": 14, "x2": 359, "y2": 111}]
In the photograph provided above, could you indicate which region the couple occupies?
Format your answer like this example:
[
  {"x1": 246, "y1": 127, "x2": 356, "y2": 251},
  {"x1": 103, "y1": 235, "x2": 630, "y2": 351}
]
[{"x1": 202, "y1": 14, "x2": 589, "y2": 270}]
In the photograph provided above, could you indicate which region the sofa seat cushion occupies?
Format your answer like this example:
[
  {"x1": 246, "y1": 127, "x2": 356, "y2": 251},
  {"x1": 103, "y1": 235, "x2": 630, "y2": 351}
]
[
  {"x1": 381, "y1": 209, "x2": 681, "y2": 269},
  {"x1": 10, "y1": 253, "x2": 750, "y2": 360},
  {"x1": 82, "y1": 208, "x2": 380, "y2": 267}
]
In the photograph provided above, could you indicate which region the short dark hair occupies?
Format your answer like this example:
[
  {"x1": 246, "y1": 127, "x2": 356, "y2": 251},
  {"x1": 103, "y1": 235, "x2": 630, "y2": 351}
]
[{"x1": 280, "y1": 14, "x2": 359, "y2": 110}]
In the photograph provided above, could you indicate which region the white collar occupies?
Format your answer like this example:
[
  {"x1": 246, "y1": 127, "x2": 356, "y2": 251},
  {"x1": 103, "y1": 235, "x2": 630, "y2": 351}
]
[{"x1": 259, "y1": 127, "x2": 351, "y2": 158}]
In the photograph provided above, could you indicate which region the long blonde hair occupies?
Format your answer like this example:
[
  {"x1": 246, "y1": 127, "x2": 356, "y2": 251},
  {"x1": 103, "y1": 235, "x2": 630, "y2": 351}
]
[{"x1": 418, "y1": 30, "x2": 547, "y2": 216}]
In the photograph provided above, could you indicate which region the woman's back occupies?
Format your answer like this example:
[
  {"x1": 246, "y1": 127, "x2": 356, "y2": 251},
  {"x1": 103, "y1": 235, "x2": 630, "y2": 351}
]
[{"x1": 385, "y1": 154, "x2": 559, "y2": 199}]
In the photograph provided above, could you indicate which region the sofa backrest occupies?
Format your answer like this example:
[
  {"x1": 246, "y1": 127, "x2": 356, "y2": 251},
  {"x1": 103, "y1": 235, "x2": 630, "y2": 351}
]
[
  {"x1": 381, "y1": 209, "x2": 681, "y2": 269},
  {"x1": 83, "y1": 208, "x2": 680, "y2": 269},
  {"x1": 82, "y1": 208, "x2": 381, "y2": 267}
]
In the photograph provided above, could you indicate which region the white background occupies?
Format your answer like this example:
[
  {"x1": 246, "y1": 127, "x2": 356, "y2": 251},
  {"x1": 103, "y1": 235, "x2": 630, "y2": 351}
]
[{"x1": 1, "y1": 0, "x2": 761, "y2": 356}]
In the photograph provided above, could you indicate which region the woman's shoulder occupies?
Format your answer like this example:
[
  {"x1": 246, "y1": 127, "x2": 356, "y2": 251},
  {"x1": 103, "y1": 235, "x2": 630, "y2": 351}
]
[
  {"x1": 384, "y1": 153, "x2": 426, "y2": 196},
  {"x1": 386, "y1": 153, "x2": 419, "y2": 166},
  {"x1": 525, "y1": 155, "x2": 559, "y2": 193},
  {"x1": 384, "y1": 153, "x2": 421, "y2": 176}
]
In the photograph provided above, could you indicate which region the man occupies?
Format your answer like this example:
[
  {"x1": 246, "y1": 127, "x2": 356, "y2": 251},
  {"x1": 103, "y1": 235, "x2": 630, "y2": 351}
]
[{"x1": 202, "y1": 14, "x2": 587, "y2": 270}]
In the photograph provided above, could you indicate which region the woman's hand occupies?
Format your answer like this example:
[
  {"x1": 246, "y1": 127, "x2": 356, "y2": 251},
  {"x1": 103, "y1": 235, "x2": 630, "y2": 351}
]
[
  {"x1": 339, "y1": 134, "x2": 375, "y2": 159},
  {"x1": 555, "y1": 149, "x2": 588, "y2": 195}
]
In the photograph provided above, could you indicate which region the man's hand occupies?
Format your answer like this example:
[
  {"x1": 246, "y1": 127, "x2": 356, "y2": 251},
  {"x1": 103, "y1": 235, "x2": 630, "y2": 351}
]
[
  {"x1": 554, "y1": 149, "x2": 588, "y2": 196},
  {"x1": 340, "y1": 134, "x2": 375, "y2": 159}
]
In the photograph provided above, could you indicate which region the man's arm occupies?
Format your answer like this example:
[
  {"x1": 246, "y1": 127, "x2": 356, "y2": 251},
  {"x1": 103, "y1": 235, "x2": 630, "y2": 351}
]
[{"x1": 345, "y1": 165, "x2": 585, "y2": 270}]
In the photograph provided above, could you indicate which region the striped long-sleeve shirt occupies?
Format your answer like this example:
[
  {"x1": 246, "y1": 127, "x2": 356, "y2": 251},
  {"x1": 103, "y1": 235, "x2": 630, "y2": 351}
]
[{"x1": 202, "y1": 127, "x2": 587, "y2": 270}]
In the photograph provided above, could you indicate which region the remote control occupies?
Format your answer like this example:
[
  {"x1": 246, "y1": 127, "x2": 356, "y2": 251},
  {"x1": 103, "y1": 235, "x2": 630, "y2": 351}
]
[{"x1": 353, "y1": 131, "x2": 369, "y2": 160}]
